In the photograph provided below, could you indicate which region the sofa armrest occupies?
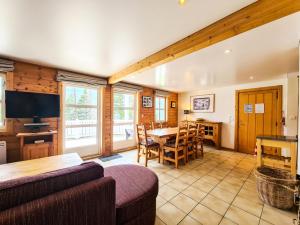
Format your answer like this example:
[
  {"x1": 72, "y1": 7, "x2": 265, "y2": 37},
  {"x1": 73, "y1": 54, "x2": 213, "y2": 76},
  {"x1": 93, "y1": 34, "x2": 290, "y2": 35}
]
[{"x1": 0, "y1": 177, "x2": 116, "y2": 225}]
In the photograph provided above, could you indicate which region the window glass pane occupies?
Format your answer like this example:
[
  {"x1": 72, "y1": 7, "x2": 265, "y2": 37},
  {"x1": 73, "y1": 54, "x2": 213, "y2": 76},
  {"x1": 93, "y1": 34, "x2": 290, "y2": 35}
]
[
  {"x1": 155, "y1": 97, "x2": 160, "y2": 108},
  {"x1": 114, "y1": 93, "x2": 134, "y2": 108},
  {"x1": 0, "y1": 77, "x2": 3, "y2": 101},
  {"x1": 159, "y1": 110, "x2": 165, "y2": 121},
  {"x1": 75, "y1": 88, "x2": 97, "y2": 106},
  {"x1": 65, "y1": 107, "x2": 97, "y2": 124},
  {"x1": 113, "y1": 124, "x2": 134, "y2": 142},
  {"x1": 160, "y1": 98, "x2": 165, "y2": 108},
  {"x1": 113, "y1": 92, "x2": 135, "y2": 143},
  {"x1": 0, "y1": 105, "x2": 2, "y2": 126},
  {"x1": 155, "y1": 109, "x2": 160, "y2": 121},
  {"x1": 65, "y1": 87, "x2": 75, "y2": 104},
  {"x1": 65, "y1": 126, "x2": 97, "y2": 148},
  {"x1": 114, "y1": 109, "x2": 134, "y2": 121},
  {"x1": 64, "y1": 85, "x2": 99, "y2": 150}
]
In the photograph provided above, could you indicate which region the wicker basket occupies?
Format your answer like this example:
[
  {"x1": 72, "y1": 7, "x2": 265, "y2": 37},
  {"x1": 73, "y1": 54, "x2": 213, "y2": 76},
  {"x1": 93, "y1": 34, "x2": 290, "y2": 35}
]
[{"x1": 254, "y1": 166, "x2": 299, "y2": 209}]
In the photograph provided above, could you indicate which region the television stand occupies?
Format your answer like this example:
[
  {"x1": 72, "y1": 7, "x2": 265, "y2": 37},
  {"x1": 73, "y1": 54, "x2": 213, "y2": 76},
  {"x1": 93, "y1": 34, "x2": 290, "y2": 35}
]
[
  {"x1": 24, "y1": 122, "x2": 50, "y2": 127},
  {"x1": 16, "y1": 131, "x2": 58, "y2": 161}
]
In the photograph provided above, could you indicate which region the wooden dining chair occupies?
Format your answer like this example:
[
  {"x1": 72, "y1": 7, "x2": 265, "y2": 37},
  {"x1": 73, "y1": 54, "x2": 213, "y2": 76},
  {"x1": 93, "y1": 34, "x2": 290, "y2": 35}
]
[
  {"x1": 161, "y1": 121, "x2": 168, "y2": 128},
  {"x1": 186, "y1": 122, "x2": 197, "y2": 162},
  {"x1": 195, "y1": 123, "x2": 205, "y2": 157},
  {"x1": 136, "y1": 124, "x2": 160, "y2": 167},
  {"x1": 151, "y1": 122, "x2": 161, "y2": 130},
  {"x1": 162, "y1": 126, "x2": 187, "y2": 168}
]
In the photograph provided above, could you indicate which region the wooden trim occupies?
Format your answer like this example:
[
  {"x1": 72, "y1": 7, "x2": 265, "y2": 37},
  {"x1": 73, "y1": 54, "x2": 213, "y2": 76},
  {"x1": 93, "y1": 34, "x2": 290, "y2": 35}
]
[
  {"x1": 57, "y1": 82, "x2": 64, "y2": 155},
  {"x1": 108, "y1": 0, "x2": 300, "y2": 84},
  {"x1": 234, "y1": 85, "x2": 283, "y2": 152}
]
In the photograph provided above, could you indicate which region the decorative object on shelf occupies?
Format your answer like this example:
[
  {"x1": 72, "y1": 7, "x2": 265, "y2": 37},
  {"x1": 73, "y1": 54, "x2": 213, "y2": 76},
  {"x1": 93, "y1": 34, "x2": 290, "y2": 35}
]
[
  {"x1": 171, "y1": 101, "x2": 176, "y2": 108},
  {"x1": 196, "y1": 118, "x2": 205, "y2": 122},
  {"x1": 184, "y1": 110, "x2": 190, "y2": 121},
  {"x1": 191, "y1": 94, "x2": 215, "y2": 113},
  {"x1": 142, "y1": 96, "x2": 153, "y2": 108}
]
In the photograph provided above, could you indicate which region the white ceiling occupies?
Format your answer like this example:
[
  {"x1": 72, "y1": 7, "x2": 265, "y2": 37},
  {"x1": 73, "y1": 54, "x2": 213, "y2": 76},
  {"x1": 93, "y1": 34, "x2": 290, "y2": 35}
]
[
  {"x1": 0, "y1": 0, "x2": 255, "y2": 76},
  {"x1": 125, "y1": 13, "x2": 300, "y2": 92}
]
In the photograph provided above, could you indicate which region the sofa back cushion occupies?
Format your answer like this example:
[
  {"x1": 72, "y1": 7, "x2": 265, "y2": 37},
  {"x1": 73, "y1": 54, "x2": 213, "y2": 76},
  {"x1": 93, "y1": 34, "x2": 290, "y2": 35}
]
[{"x1": 0, "y1": 161, "x2": 103, "y2": 211}]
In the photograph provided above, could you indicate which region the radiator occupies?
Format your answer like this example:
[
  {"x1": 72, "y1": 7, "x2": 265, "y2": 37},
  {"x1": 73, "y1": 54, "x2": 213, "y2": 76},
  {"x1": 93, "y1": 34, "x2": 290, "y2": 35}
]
[{"x1": 0, "y1": 141, "x2": 7, "y2": 164}]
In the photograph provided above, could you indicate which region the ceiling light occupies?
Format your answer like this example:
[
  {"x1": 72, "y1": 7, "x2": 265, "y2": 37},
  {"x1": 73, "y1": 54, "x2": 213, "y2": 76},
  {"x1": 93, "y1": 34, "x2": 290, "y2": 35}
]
[
  {"x1": 178, "y1": 0, "x2": 186, "y2": 6},
  {"x1": 224, "y1": 49, "x2": 232, "y2": 54},
  {"x1": 249, "y1": 76, "x2": 254, "y2": 80}
]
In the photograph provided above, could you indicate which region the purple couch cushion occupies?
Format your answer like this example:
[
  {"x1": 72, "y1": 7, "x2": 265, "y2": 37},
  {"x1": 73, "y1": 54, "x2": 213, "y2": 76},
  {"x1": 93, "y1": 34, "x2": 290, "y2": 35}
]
[
  {"x1": 105, "y1": 164, "x2": 158, "y2": 225},
  {"x1": 0, "y1": 161, "x2": 103, "y2": 211}
]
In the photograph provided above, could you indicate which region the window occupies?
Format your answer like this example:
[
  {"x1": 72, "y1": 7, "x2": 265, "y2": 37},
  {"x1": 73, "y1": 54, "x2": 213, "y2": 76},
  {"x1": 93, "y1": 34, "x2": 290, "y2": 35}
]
[
  {"x1": 113, "y1": 92, "x2": 135, "y2": 143},
  {"x1": 155, "y1": 96, "x2": 166, "y2": 122},
  {"x1": 0, "y1": 74, "x2": 5, "y2": 128},
  {"x1": 64, "y1": 85, "x2": 99, "y2": 150}
]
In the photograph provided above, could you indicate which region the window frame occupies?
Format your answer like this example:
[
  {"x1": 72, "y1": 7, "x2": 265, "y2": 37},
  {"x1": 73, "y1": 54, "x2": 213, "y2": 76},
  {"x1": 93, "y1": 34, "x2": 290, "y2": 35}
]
[
  {"x1": 155, "y1": 95, "x2": 167, "y2": 122},
  {"x1": 0, "y1": 73, "x2": 6, "y2": 131}
]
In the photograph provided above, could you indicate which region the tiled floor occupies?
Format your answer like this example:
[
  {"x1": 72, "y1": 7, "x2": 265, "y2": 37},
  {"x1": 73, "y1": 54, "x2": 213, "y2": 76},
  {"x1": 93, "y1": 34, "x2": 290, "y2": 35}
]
[{"x1": 93, "y1": 147, "x2": 297, "y2": 225}]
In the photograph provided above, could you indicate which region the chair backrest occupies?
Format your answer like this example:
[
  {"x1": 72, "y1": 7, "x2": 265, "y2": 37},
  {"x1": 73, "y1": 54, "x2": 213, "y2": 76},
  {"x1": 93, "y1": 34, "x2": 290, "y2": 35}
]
[
  {"x1": 175, "y1": 125, "x2": 187, "y2": 148},
  {"x1": 136, "y1": 124, "x2": 148, "y2": 147},
  {"x1": 179, "y1": 120, "x2": 188, "y2": 127},
  {"x1": 151, "y1": 122, "x2": 162, "y2": 130},
  {"x1": 161, "y1": 122, "x2": 168, "y2": 128},
  {"x1": 196, "y1": 123, "x2": 205, "y2": 139},
  {"x1": 187, "y1": 122, "x2": 197, "y2": 142}
]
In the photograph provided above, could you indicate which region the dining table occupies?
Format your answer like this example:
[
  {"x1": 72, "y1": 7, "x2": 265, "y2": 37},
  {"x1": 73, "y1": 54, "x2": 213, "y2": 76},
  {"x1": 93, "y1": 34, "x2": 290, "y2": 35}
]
[{"x1": 147, "y1": 127, "x2": 178, "y2": 149}]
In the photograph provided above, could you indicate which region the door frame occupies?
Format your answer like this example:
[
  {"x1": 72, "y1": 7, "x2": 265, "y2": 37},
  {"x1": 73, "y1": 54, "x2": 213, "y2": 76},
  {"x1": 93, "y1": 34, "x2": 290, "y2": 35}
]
[
  {"x1": 112, "y1": 89, "x2": 137, "y2": 152},
  {"x1": 234, "y1": 85, "x2": 283, "y2": 152},
  {"x1": 61, "y1": 82, "x2": 102, "y2": 158}
]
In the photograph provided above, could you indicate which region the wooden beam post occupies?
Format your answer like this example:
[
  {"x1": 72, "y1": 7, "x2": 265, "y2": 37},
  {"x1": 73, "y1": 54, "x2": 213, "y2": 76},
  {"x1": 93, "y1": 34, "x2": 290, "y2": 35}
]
[{"x1": 108, "y1": 0, "x2": 300, "y2": 84}]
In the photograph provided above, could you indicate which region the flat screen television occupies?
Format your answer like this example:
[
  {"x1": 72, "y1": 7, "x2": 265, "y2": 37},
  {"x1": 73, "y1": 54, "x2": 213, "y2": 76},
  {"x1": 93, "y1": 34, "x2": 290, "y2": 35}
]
[{"x1": 5, "y1": 91, "x2": 60, "y2": 123}]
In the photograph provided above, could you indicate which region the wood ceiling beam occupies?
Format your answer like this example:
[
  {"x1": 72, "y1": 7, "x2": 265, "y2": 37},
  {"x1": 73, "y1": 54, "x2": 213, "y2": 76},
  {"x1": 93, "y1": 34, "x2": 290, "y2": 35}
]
[{"x1": 108, "y1": 0, "x2": 300, "y2": 84}]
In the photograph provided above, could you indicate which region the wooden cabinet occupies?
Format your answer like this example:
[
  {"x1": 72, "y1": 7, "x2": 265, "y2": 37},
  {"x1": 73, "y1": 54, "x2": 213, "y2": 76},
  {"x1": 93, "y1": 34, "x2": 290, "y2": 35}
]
[
  {"x1": 23, "y1": 143, "x2": 53, "y2": 160},
  {"x1": 197, "y1": 121, "x2": 222, "y2": 149},
  {"x1": 17, "y1": 131, "x2": 57, "y2": 161}
]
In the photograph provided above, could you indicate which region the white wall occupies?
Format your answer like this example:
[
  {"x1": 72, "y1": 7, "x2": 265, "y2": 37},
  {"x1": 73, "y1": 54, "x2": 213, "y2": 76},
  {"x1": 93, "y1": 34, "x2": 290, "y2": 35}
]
[
  {"x1": 286, "y1": 72, "x2": 299, "y2": 136},
  {"x1": 178, "y1": 78, "x2": 290, "y2": 149}
]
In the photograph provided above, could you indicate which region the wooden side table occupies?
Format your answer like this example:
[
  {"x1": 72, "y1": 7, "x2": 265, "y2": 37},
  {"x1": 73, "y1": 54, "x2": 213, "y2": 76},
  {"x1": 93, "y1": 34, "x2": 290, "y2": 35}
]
[
  {"x1": 256, "y1": 135, "x2": 298, "y2": 177},
  {"x1": 17, "y1": 131, "x2": 58, "y2": 161}
]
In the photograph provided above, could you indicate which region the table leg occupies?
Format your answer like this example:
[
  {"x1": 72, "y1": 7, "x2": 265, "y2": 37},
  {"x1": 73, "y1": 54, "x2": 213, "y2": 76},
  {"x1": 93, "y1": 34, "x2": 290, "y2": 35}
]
[{"x1": 256, "y1": 139, "x2": 262, "y2": 168}]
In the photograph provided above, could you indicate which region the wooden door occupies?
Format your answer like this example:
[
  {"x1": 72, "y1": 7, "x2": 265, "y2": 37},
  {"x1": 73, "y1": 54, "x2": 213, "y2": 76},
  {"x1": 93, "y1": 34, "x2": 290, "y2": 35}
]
[{"x1": 235, "y1": 86, "x2": 282, "y2": 154}]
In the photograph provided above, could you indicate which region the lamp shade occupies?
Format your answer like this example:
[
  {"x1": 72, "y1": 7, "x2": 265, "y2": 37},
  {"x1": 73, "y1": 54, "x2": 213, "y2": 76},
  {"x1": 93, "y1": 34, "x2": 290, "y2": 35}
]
[{"x1": 184, "y1": 110, "x2": 190, "y2": 115}]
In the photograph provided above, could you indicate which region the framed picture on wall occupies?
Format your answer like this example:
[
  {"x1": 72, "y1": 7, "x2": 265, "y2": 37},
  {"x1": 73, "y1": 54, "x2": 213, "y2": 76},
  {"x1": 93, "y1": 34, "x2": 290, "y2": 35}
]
[
  {"x1": 142, "y1": 96, "x2": 153, "y2": 108},
  {"x1": 190, "y1": 94, "x2": 215, "y2": 113},
  {"x1": 171, "y1": 101, "x2": 176, "y2": 108}
]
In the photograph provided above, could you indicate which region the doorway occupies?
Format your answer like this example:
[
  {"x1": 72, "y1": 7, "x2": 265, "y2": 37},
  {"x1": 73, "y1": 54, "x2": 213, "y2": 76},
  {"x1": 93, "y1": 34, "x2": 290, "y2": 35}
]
[
  {"x1": 113, "y1": 90, "x2": 137, "y2": 151},
  {"x1": 235, "y1": 86, "x2": 283, "y2": 154},
  {"x1": 63, "y1": 84, "x2": 101, "y2": 157}
]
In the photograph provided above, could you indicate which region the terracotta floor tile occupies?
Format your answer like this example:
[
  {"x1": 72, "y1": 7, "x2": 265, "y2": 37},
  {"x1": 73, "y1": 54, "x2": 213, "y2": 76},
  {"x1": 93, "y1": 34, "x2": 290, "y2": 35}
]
[
  {"x1": 261, "y1": 204, "x2": 296, "y2": 225},
  {"x1": 189, "y1": 204, "x2": 223, "y2": 225},
  {"x1": 170, "y1": 193, "x2": 198, "y2": 213},
  {"x1": 201, "y1": 194, "x2": 230, "y2": 215},
  {"x1": 182, "y1": 185, "x2": 208, "y2": 202},
  {"x1": 178, "y1": 216, "x2": 202, "y2": 225},
  {"x1": 157, "y1": 203, "x2": 186, "y2": 225},
  {"x1": 225, "y1": 205, "x2": 260, "y2": 225}
]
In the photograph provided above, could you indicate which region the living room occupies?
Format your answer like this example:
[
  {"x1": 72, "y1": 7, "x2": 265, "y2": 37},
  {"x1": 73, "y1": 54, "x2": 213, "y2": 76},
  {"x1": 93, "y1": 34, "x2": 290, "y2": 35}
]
[{"x1": 0, "y1": 1, "x2": 299, "y2": 225}]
